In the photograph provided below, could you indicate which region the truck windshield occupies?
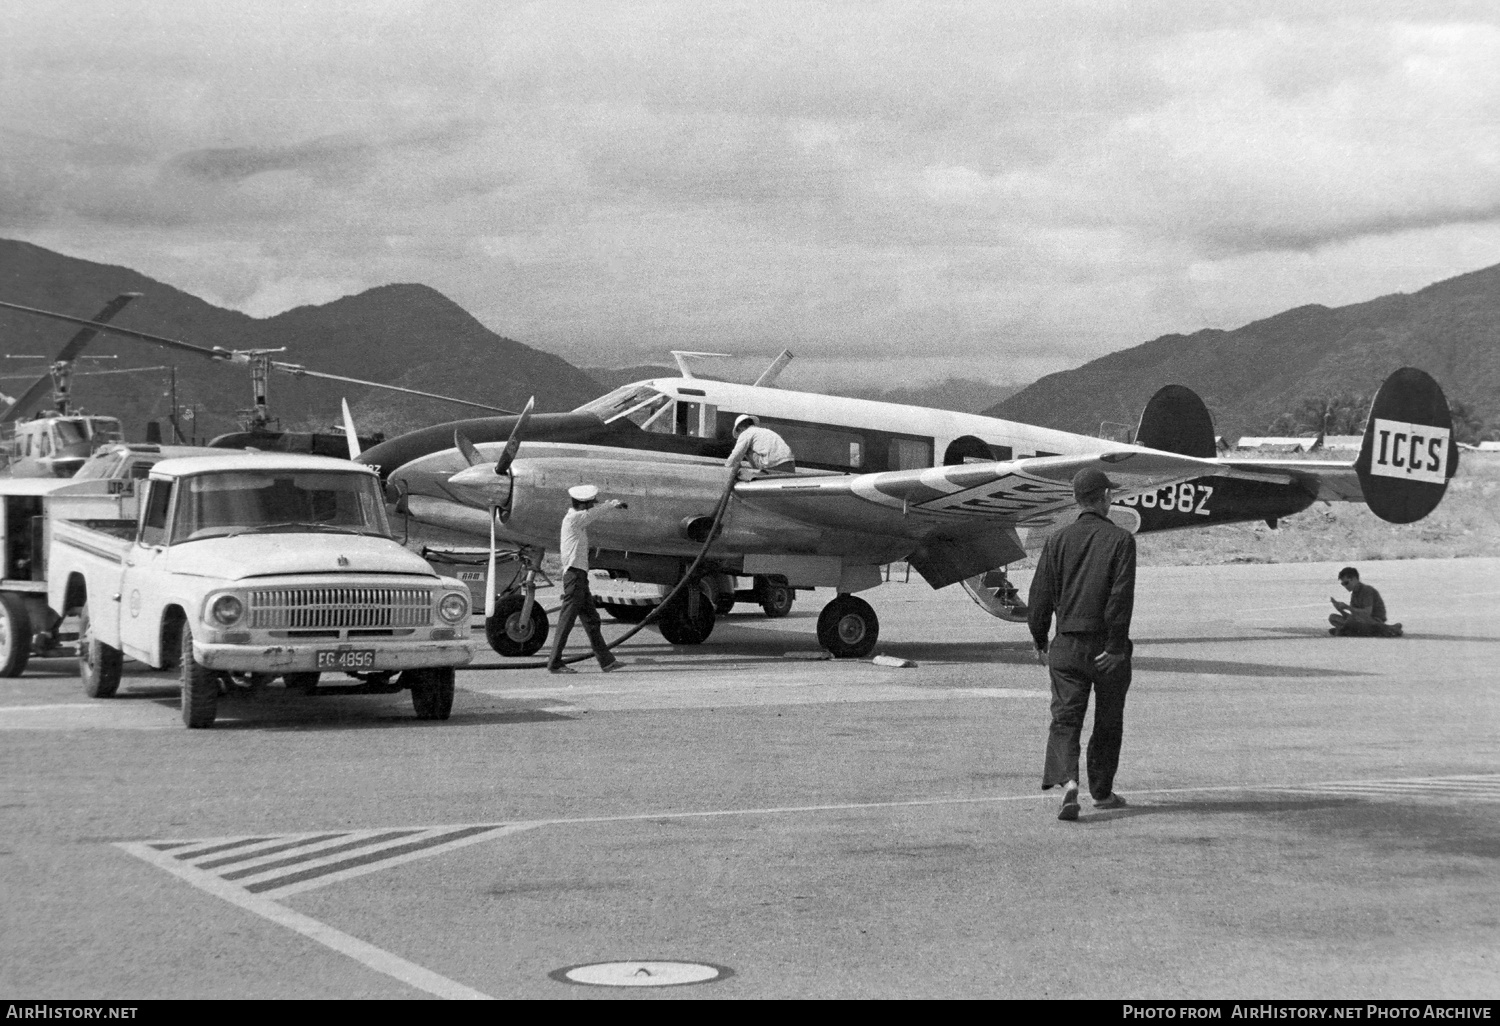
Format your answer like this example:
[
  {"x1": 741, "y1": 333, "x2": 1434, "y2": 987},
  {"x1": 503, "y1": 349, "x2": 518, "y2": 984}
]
[{"x1": 170, "y1": 470, "x2": 392, "y2": 543}]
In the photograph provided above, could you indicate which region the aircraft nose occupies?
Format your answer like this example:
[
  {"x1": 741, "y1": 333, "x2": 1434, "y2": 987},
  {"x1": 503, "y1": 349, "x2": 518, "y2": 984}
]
[{"x1": 447, "y1": 464, "x2": 515, "y2": 505}]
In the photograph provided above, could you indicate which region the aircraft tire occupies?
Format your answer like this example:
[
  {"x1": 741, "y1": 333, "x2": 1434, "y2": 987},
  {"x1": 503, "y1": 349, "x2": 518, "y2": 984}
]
[
  {"x1": 758, "y1": 581, "x2": 795, "y2": 619},
  {"x1": 180, "y1": 624, "x2": 219, "y2": 729},
  {"x1": 0, "y1": 592, "x2": 32, "y2": 679},
  {"x1": 79, "y1": 600, "x2": 122, "y2": 697},
  {"x1": 486, "y1": 594, "x2": 550, "y2": 657},
  {"x1": 600, "y1": 602, "x2": 652, "y2": 624},
  {"x1": 714, "y1": 594, "x2": 736, "y2": 616},
  {"x1": 658, "y1": 590, "x2": 716, "y2": 645},
  {"x1": 410, "y1": 667, "x2": 456, "y2": 720},
  {"x1": 816, "y1": 595, "x2": 879, "y2": 659}
]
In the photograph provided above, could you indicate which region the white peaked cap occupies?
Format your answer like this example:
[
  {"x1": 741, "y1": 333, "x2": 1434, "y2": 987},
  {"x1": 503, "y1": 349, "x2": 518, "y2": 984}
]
[
  {"x1": 568, "y1": 484, "x2": 600, "y2": 502},
  {"x1": 734, "y1": 414, "x2": 758, "y2": 430}
]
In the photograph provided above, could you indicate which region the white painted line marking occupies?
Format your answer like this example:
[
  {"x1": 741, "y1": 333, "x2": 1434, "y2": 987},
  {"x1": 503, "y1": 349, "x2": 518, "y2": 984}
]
[
  {"x1": 262, "y1": 824, "x2": 538, "y2": 899},
  {"x1": 118, "y1": 841, "x2": 493, "y2": 1000}
]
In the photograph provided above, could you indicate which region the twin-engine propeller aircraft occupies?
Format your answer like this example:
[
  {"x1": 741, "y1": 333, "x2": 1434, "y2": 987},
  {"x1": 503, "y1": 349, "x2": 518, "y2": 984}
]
[{"x1": 369, "y1": 353, "x2": 1457, "y2": 658}]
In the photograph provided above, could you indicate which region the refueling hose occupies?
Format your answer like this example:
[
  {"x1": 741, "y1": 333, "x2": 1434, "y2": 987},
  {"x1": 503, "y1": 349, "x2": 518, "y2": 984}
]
[{"x1": 465, "y1": 467, "x2": 742, "y2": 670}]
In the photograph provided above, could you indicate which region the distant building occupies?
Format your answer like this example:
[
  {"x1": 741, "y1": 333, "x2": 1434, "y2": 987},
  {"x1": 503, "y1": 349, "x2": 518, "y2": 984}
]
[
  {"x1": 1233, "y1": 436, "x2": 1319, "y2": 453},
  {"x1": 1320, "y1": 435, "x2": 1364, "y2": 451}
]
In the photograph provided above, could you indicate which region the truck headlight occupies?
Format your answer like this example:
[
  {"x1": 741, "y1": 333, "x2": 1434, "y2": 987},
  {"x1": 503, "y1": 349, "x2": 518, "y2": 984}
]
[
  {"x1": 209, "y1": 594, "x2": 245, "y2": 628},
  {"x1": 438, "y1": 592, "x2": 469, "y2": 624}
]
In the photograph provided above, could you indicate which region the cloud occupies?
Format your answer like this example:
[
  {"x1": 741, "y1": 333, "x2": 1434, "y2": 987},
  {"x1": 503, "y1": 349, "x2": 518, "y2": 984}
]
[{"x1": 3, "y1": 1, "x2": 1500, "y2": 384}]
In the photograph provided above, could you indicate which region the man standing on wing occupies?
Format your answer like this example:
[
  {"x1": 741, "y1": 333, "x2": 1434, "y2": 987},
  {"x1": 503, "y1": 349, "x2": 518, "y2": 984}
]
[
  {"x1": 546, "y1": 484, "x2": 627, "y2": 674},
  {"x1": 1028, "y1": 467, "x2": 1137, "y2": 821},
  {"x1": 725, "y1": 414, "x2": 796, "y2": 475}
]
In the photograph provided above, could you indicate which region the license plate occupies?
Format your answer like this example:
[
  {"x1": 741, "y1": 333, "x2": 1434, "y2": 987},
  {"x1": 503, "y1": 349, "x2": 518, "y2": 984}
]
[{"x1": 316, "y1": 649, "x2": 375, "y2": 670}]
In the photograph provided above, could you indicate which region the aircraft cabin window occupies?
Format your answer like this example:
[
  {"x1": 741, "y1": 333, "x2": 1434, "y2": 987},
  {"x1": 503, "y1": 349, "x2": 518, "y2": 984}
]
[
  {"x1": 888, "y1": 437, "x2": 931, "y2": 470},
  {"x1": 674, "y1": 401, "x2": 718, "y2": 438},
  {"x1": 576, "y1": 384, "x2": 666, "y2": 422}
]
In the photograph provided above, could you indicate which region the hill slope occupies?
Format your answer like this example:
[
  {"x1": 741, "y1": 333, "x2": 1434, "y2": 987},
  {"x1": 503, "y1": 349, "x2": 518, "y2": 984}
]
[
  {"x1": 985, "y1": 263, "x2": 1500, "y2": 439},
  {"x1": 0, "y1": 239, "x2": 604, "y2": 440}
]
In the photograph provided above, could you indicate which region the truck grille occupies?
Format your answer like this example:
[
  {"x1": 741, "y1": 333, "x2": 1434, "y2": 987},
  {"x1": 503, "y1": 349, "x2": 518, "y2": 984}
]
[{"x1": 246, "y1": 587, "x2": 433, "y2": 630}]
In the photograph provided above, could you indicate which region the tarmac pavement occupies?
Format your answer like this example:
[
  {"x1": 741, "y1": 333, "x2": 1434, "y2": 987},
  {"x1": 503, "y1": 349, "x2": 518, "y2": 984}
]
[{"x1": 1, "y1": 557, "x2": 1497, "y2": 999}]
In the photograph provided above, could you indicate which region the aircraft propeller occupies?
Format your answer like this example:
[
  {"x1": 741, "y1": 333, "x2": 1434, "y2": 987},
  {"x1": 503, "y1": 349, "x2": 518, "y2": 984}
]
[{"x1": 451, "y1": 396, "x2": 536, "y2": 622}]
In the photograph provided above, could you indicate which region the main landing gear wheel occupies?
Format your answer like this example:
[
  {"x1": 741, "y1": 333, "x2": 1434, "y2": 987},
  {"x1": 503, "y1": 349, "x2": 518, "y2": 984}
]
[
  {"x1": 79, "y1": 600, "x2": 123, "y2": 698},
  {"x1": 714, "y1": 593, "x2": 736, "y2": 617},
  {"x1": 409, "y1": 666, "x2": 456, "y2": 720},
  {"x1": 817, "y1": 595, "x2": 879, "y2": 659},
  {"x1": 759, "y1": 580, "x2": 795, "y2": 618},
  {"x1": 0, "y1": 592, "x2": 32, "y2": 678},
  {"x1": 600, "y1": 602, "x2": 652, "y2": 624},
  {"x1": 486, "y1": 594, "x2": 550, "y2": 657},
  {"x1": 179, "y1": 624, "x2": 219, "y2": 728},
  {"x1": 658, "y1": 589, "x2": 716, "y2": 645}
]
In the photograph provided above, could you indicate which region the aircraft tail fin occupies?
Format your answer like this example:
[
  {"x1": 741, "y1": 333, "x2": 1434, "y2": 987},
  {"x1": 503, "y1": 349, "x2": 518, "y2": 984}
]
[
  {"x1": 1354, "y1": 367, "x2": 1456, "y2": 524},
  {"x1": 1134, "y1": 384, "x2": 1217, "y2": 458}
]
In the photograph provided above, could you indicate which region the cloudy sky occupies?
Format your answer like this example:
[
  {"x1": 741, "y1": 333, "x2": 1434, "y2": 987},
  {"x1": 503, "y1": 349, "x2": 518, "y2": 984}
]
[{"x1": 4, "y1": 0, "x2": 1500, "y2": 390}]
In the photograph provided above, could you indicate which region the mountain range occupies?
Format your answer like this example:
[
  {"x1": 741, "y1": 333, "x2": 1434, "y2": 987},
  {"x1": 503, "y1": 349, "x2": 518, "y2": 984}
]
[
  {"x1": 0, "y1": 239, "x2": 603, "y2": 441},
  {"x1": 4, "y1": 237, "x2": 1496, "y2": 448},
  {"x1": 985, "y1": 263, "x2": 1500, "y2": 440}
]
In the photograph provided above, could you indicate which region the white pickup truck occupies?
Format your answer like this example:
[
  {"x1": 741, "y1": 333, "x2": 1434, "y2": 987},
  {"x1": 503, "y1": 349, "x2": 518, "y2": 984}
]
[{"x1": 33, "y1": 450, "x2": 473, "y2": 727}]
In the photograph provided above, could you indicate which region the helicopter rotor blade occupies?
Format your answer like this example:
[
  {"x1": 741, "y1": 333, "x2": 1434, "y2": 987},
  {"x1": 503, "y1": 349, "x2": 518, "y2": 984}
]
[
  {"x1": 0, "y1": 299, "x2": 515, "y2": 414},
  {"x1": 0, "y1": 292, "x2": 141, "y2": 423}
]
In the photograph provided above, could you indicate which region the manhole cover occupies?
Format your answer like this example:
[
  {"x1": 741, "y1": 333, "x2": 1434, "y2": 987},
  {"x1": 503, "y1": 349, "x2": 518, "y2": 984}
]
[{"x1": 549, "y1": 960, "x2": 732, "y2": 987}]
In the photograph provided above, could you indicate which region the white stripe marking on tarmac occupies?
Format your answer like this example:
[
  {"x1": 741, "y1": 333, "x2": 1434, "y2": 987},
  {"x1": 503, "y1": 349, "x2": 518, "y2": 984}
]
[{"x1": 117, "y1": 841, "x2": 494, "y2": 1000}]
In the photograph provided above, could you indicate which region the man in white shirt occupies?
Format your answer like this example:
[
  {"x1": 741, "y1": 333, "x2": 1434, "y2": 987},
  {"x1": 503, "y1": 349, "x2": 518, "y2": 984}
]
[
  {"x1": 725, "y1": 414, "x2": 795, "y2": 474},
  {"x1": 546, "y1": 483, "x2": 627, "y2": 674}
]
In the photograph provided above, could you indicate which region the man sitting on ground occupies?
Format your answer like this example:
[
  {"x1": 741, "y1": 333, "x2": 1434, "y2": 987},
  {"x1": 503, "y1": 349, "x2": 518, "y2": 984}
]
[{"x1": 1328, "y1": 566, "x2": 1403, "y2": 637}]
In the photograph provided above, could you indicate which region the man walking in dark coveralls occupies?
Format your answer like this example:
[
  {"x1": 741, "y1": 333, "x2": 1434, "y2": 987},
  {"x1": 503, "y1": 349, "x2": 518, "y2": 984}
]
[{"x1": 1028, "y1": 467, "x2": 1136, "y2": 821}]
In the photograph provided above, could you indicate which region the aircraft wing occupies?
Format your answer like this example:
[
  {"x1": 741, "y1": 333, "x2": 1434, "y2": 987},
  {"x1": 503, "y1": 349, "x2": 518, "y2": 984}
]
[
  {"x1": 731, "y1": 449, "x2": 1236, "y2": 588},
  {"x1": 1214, "y1": 457, "x2": 1363, "y2": 503},
  {"x1": 736, "y1": 448, "x2": 1258, "y2": 525}
]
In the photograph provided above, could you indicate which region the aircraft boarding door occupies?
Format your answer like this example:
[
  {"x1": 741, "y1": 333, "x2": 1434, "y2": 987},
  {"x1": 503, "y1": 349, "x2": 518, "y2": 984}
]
[
  {"x1": 674, "y1": 401, "x2": 719, "y2": 439},
  {"x1": 117, "y1": 479, "x2": 174, "y2": 663}
]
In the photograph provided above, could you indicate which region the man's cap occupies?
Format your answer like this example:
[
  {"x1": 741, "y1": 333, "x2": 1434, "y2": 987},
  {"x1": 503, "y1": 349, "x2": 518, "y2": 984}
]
[
  {"x1": 733, "y1": 414, "x2": 758, "y2": 431},
  {"x1": 568, "y1": 484, "x2": 599, "y2": 502},
  {"x1": 1072, "y1": 467, "x2": 1116, "y2": 501}
]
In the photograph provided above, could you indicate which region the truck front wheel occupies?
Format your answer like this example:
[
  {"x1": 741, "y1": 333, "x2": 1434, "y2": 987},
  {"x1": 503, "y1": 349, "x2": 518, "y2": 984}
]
[
  {"x1": 179, "y1": 624, "x2": 219, "y2": 728},
  {"x1": 409, "y1": 667, "x2": 456, "y2": 720},
  {"x1": 79, "y1": 601, "x2": 123, "y2": 698},
  {"x1": 0, "y1": 593, "x2": 32, "y2": 678}
]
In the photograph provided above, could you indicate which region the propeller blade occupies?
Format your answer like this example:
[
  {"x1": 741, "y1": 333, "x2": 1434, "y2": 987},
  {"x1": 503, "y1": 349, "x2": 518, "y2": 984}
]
[
  {"x1": 495, "y1": 396, "x2": 535, "y2": 475},
  {"x1": 341, "y1": 399, "x2": 360, "y2": 460},
  {"x1": 454, "y1": 429, "x2": 485, "y2": 468},
  {"x1": 485, "y1": 510, "x2": 499, "y2": 619}
]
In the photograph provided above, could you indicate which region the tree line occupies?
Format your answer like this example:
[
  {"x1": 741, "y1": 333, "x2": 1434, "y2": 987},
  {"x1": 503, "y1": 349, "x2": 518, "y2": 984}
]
[{"x1": 1259, "y1": 391, "x2": 1494, "y2": 445}]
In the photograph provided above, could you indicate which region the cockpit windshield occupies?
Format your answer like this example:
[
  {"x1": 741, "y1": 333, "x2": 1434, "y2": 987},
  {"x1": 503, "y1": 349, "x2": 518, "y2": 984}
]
[
  {"x1": 171, "y1": 470, "x2": 392, "y2": 543},
  {"x1": 576, "y1": 384, "x2": 673, "y2": 430}
]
